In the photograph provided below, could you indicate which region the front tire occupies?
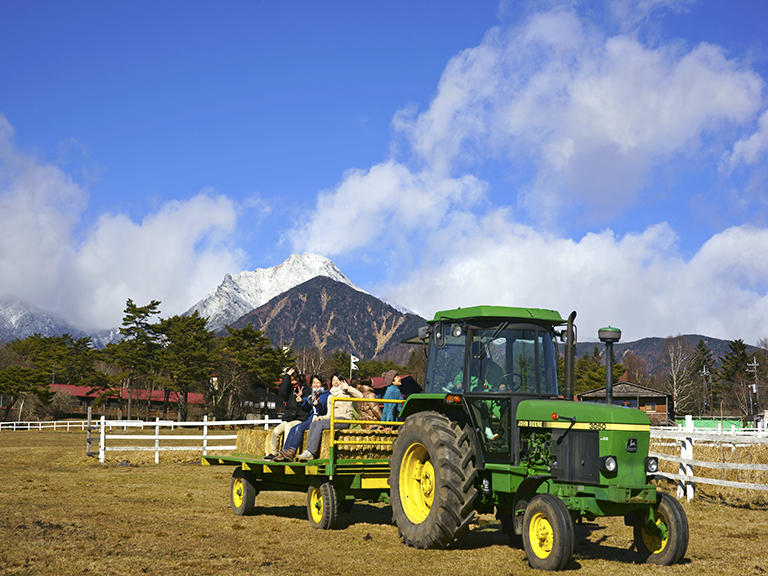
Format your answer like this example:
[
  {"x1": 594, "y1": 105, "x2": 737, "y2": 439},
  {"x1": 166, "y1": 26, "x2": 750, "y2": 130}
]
[
  {"x1": 307, "y1": 482, "x2": 338, "y2": 529},
  {"x1": 230, "y1": 467, "x2": 258, "y2": 516},
  {"x1": 634, "y1": 492, "x2": 689, "y2": 565},
  {"x1": 389, "y1": 411, "x2": 477, "y2": 549},
  {"x1": 522, "y1": 494, "x2": 574, "y2": 571}
]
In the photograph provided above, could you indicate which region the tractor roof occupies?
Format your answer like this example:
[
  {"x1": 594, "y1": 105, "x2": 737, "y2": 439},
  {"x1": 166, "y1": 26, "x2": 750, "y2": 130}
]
[{"x1": 432, "y1": 305, "x2": 564, "y2": 324}]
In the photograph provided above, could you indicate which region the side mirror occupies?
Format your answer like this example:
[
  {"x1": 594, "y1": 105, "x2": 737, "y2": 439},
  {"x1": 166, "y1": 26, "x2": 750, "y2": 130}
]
[{"x1": 418, "y1": 325, "x2": 430, "y2": 340}]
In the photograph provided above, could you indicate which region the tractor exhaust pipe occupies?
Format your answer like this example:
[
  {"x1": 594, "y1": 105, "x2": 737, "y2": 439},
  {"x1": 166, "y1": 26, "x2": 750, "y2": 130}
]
[{"x1": 565, "y1": 311, "x2": 577, "y2": 400}]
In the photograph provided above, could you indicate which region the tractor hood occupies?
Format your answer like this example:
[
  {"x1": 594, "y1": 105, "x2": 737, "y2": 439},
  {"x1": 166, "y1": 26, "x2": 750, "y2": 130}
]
[{"x1": 516, "y1": 399, "x2": 651, "y2": 429}]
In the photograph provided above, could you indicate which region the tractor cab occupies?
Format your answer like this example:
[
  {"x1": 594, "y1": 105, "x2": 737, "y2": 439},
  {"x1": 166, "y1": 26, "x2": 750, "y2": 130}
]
[{"x1": 419, "y1": 306, "x2": 569, "y2": 465}]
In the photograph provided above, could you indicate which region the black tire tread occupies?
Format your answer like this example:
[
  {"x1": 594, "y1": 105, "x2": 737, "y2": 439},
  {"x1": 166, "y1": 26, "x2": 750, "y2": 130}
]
[
  {"x1": 521, "y1": 494, "x2": 574, "y2": 571},
  {"x1": 634, "y1": 492, "x2": 689, "y2": 565},
  {"x1": 230, "y1": 467, "x2": 258, "y2": 516},
  {"x1": 306, "y1": 481, "x2": 338, "y2": 530},
  {"x1": 389, "y1": 411, "x2": 478, "y2": 549}
]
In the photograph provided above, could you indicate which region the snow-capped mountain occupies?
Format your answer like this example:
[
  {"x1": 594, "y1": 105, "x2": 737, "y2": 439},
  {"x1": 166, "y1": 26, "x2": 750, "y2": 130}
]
[
  {"x1": 186, "y1": 253, "x2": 361, "y2": 330},
  {"x1": 0, "y1": 296, "x2": 86, "y2": 342}
]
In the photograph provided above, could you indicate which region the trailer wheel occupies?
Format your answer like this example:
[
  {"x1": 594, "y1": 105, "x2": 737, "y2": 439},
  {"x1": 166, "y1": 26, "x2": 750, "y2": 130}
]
[
  {"x1": 230, "y1": 467, "x2": 258, "y2": 516},
  {"x1": 522, "y1": 494, "x2": 574, "y2": 571},
  {"x1": 307, "y1": 482, "x2": 338, "y2": 529},
  {"x1": 634, "y1": 492, "x2": 689, "y2": 565},
  {"x1": 389, "y1": 411, "x2": 477, "y2": 549}
]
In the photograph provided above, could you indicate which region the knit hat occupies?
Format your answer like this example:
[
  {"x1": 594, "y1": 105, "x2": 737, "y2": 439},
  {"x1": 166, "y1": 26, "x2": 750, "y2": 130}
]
[{"x1": 382, "y1": 369, "x2": 398, "y2": 387}]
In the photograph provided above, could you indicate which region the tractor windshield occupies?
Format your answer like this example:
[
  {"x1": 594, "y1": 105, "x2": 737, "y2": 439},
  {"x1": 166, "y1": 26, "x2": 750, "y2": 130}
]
[
  {"x1": 467, "y1": 326, "x2": 558, "y2": 396},
  {"x1": 423, "y1": 323, "x2": 559, "y2": 396}
]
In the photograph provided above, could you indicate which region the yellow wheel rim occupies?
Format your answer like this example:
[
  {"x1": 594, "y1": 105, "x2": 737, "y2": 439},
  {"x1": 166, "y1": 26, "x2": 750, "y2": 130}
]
[
  {"x1": 310, "y1": 487, "x2": 324, "y2": 523},
  {"x1": 232, "y1": 477, "x2": 244, "y2": 509},
  {"x1": 529, "y1": 512, "x2": 554, "y2": 559},
  {"x1": 642, "y1": 510, "x2": 668, "y2": 554},
  {"x1": 399, "y1": 442, "x2": 435, "y2": 524}
]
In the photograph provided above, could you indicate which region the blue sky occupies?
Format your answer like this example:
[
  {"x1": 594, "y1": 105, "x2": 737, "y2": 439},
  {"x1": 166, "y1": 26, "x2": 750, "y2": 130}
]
[{"x1": 1, "y1": 1, "x2": 768, "y2": 344}]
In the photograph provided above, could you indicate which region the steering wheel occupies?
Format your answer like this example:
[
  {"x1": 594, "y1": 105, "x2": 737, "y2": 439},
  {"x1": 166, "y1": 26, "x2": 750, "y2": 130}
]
[{"x1": 501, "y1": 373, "x2": 523, "y2": 391}]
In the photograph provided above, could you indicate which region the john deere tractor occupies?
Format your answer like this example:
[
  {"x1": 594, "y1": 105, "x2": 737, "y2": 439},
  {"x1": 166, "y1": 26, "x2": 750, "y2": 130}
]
[{"x1": 389, "y1": 305, "x2": 688, "y2": 570}]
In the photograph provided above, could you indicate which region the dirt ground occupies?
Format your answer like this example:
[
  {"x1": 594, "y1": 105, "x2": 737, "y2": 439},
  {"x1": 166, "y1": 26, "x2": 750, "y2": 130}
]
[{"x1": 1, "y1": 431, "x2": 767, "y2": 576}]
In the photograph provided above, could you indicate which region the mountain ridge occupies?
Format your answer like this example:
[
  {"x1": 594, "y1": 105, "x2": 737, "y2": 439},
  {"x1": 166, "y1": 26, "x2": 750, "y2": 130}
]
[
  {"x1": 0, "y1": 296, "x2": 86, "y2": 343},
  {"x1": 227, "y1": 276, "x2": 426, "y2": 364},
  {"x1": 185, "y1": 253, "x2": 360, "y2": 330}
]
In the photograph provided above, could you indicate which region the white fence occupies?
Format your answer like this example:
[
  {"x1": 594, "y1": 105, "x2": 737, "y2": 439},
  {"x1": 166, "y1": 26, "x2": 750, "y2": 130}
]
[
  {"x1": 87, "y1": 415, "x2": 281, "y2": 464},
  {"x1": 0, "y1": 419, "x2": 92, "y2": 432},
  {"x1": 651, "y1": 415, "x2": 768, "y2": 501}
]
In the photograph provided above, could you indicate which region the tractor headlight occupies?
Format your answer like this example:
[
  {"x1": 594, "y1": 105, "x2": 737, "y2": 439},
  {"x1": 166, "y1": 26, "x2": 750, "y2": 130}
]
[
  {"x1": 601, "y1": 455, "x2": 618, "y2": 474},
  {"x1": 645, "y1": 457, "x2": 659, "y2": 474}
]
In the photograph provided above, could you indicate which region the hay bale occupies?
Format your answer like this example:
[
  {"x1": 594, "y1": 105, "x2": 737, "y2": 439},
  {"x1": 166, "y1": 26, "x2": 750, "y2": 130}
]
[
  {"x1": 236, "y1": 426, "x2": 400, "y2": 461},
  {"x1": 235, "y1": 428, "x2": 271, "y2": 457},
  {"x1": 318, "y1": 428, "x2": 399, "y2": 460}
]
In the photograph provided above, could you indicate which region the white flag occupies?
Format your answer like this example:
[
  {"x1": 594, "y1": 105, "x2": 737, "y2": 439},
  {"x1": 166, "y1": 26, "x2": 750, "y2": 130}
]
[{"x1": 350, "y1": 354, "x2": 360, "y2": 371}]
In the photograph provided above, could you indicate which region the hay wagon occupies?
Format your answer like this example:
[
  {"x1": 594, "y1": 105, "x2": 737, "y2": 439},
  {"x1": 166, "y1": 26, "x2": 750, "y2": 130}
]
[{"x1": 202, "y1": 396, "x2": 403, "y2": 529}]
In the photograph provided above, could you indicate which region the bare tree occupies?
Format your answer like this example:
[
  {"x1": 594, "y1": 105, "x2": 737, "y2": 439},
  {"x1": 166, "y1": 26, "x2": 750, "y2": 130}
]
[
  {"x1": 663, "y1": 336, "x2": 696, "y2": 415},
  {"x1": 295, "y1": 347, "x2": 327, "y2": 376},
  {"x1": 622, "y1": 351, "x2": 652, "y2": 387}
]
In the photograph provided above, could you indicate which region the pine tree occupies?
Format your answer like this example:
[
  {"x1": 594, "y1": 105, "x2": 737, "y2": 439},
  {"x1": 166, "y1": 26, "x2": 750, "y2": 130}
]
[
  {"x1": 158, "y1": 313, "x2": 218, "y2": 421},
  {"x1": 116, "y1": 299, "x2": 162, "y2": 419},
  {"x1": 719, "y1": 339, "x2": 750, "y2": 415},
  {"x1": 217, "y1": 325, "x2": 282, "y2": 419},
  {"x1": 574, "y1": 345, "x2": 625, "y2": 395}
]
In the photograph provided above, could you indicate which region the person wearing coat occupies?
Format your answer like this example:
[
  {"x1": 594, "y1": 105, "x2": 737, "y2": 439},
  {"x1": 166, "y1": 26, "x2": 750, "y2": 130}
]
[
  {"x1": 381, "y1": 370, "x2": 403, "y2": 422},
  {"x1": 296, "y1": 374, "x2": 363, "y2": 461},
  {"x1": 264, "y1": 368, "x2": 311, "y2": 460},
  {"x1": 274, "y1": 375, "x2": 328, "y2": 461},
  {"x1": 355, "y1": 377, "x2": 381, "y2": 427}
]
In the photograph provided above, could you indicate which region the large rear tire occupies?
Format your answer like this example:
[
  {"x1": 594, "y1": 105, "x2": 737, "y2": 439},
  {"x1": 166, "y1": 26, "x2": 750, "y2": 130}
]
[
  {"x1": 634, "y1": 492, "x2": 689, "y2": 565},
  {"x1": 522, "y1": 494, "x2": 574, "y2": 571},
  {"x1": 230, "y1": 467, "x2": 258, "y2": 516},
  {"x1": 389, "y1": 411, "x2": 477, "y2": 549}
]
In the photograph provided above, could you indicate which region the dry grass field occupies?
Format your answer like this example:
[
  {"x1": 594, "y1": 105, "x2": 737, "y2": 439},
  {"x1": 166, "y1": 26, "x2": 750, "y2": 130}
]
[{"x1": 1, "y1": 431, "x2": 767, "y2": 576}]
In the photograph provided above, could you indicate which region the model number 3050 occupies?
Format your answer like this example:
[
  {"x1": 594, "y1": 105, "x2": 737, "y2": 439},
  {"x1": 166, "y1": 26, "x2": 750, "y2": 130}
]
[{"x1": 589, "y1": 422, "x2": 607, "y2": 430}]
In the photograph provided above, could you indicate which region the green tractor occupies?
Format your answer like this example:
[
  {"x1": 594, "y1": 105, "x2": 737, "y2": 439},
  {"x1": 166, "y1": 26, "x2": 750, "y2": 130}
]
[{"x1": 389, "y1": 305, "x2": 688, "y2": 570}]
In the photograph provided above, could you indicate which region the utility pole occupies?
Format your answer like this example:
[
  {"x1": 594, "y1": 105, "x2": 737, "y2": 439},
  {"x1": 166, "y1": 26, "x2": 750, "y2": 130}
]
[
  {"x1": 699, "y1": 366, "x2": 711, "y2": 415},
  {"x1": 747, "y1": 357, "x2": 760, "y2": 415}
]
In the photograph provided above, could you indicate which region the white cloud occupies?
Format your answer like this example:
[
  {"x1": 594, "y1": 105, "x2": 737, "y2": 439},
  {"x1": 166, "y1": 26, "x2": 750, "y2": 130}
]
[
  {"x1": 0, "y1": 116, "x2": 245, "y2": 330},
  {"x1": 0, "y1": 115, "x2": 84, "y2": 311},
  {"x1": 295, "y1": 6, "x2": 768, "y2": 344},
  {"x1": 70, "y1": 192, "x2": 243, "y2": 329},
  {"x1": 396, "y1": 8, "x2": 763, "y2": 220},
  {"x1": 726, "y1": 110, "x2": 768, "y2": 169},
  {"x1": 293, "y1": 161, "x2": 486, "y2": 256},
  {"x1": 379, "y1": 218, "x2": 768, "y2": 344}
]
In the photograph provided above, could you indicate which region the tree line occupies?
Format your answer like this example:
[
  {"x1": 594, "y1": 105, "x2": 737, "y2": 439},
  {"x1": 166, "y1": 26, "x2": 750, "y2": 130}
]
[
  {"x1": 2, "y1": 301, "x2": 764, "y2": 421},
  {"x1": 0, "y1": 299, "x2": 417, "y2": 422},
  {"x1": 567, "y1": 336, "x2": 768, "y2": 418}
]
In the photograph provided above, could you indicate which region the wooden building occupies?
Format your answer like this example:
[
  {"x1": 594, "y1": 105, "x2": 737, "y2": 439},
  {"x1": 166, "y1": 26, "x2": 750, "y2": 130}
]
[
  {"x1": 577, "y1": 382, "x2": 672, "y2": 425},
  {"x1": 49, "y1": 383, "x2": 206, "y2": 420}
]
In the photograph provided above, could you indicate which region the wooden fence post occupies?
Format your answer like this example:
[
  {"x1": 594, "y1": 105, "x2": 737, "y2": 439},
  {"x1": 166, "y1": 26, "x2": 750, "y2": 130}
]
[
  {"x1": 154, "y1": 417, "x2": 160, "y2": 464},
  {"x1": 99, "y1": 416, "x2": 106, "y2": 464}
]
